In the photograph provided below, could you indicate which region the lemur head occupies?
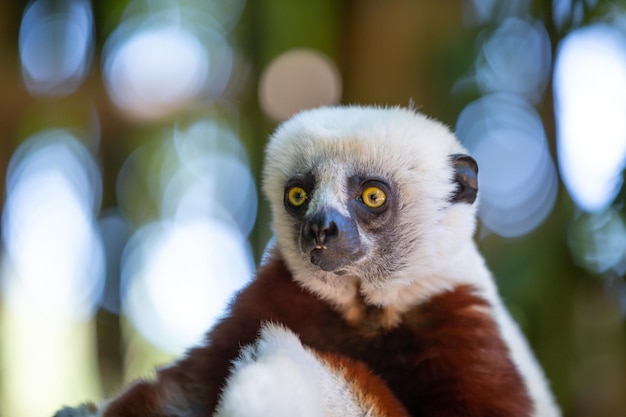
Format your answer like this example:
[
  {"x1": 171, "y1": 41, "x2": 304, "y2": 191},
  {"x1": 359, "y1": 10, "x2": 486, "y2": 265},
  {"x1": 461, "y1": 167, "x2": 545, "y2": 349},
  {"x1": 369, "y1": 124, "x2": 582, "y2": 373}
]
[{"x1": 262, "y1": 106, "x2": 478, "y2": 293}]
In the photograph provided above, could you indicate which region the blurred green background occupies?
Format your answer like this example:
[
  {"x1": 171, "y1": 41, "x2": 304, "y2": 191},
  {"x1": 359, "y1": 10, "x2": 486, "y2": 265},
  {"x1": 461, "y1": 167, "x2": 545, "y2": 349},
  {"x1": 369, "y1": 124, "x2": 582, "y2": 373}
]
[{"x1": 0, "y1": 0, "x2": 625, "y2": 416}]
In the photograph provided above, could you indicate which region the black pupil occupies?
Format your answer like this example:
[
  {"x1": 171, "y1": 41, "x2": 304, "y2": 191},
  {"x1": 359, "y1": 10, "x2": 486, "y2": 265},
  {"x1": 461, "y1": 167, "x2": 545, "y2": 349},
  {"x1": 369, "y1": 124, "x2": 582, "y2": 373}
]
[{"x1": 292, "y1": 189, "x2": 305, "y2": 203}]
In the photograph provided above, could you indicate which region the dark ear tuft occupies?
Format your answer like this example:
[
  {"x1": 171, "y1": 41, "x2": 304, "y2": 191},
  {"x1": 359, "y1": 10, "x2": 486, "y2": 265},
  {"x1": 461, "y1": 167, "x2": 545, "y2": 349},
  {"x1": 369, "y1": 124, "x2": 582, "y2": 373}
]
[{"x1": 449, "y1": 154, "x2": 478, "y2": 204}]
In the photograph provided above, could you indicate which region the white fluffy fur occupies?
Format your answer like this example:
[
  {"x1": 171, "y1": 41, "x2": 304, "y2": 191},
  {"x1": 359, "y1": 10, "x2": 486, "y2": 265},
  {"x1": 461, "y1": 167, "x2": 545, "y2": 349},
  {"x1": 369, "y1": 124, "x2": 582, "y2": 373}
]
[
  {"x1": 262, "y1": 105, "x2": 561, "y2": 417},
  {"x1": 215, "y1": 324, "x2": 371, "y2": 417}
]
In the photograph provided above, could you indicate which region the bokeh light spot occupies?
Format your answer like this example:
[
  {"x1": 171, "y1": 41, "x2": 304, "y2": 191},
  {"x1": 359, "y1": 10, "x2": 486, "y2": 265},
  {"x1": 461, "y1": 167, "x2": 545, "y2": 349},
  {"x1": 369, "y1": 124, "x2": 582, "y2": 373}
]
[
  {"x1": 1, "y1": 130, "x2": 104, "y2": 319},
  {"x1": 259, "y1": 48, "x2": 342, "y2": 122},
  {"x1": 163, "y1": 155, "x2": 258, "y2": 237},
  {"x1": 476, "y1": 17, "x2": 551, "y2": 103},
  {"x1": 456, "y1": 94, "x2": 558, "y2": 237},
  {"x1": 121, "y1": 219, "x2": 254, "y2": 354},
  {"x1": 568, "y1": 209, "x2": 626, "y2": 275},
  {"x1": 19, "y1": 0, "x2": 94, "y2": 97},
  {"x1": 103, "y1": 24, "x2": 209, "y2": 120},
  {"x1": 554, "y1": 24, "x2": 626, "y2": 213}
]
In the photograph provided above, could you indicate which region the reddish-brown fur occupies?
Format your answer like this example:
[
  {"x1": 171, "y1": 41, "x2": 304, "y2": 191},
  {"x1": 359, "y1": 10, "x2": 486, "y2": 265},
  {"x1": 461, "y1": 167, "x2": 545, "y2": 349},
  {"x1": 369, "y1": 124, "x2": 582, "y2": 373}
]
[
  {"x1": 101, "y1": 249, "x2": 532, "y2": 417},
  {"x1": 315, "y1": 350, "x2": 410, "y2": 417}
]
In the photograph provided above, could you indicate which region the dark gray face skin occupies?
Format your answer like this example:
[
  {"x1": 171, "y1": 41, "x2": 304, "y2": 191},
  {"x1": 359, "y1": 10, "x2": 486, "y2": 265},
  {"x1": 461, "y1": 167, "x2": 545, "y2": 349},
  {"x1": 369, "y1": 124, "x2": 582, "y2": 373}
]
[{"x1": 284, "y1": 172, "x2": 399, "y2": 275}]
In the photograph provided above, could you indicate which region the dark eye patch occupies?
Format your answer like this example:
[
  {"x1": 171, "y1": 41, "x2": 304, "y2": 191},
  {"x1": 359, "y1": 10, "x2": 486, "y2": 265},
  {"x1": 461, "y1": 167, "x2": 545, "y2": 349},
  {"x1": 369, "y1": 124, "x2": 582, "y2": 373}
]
[
  {"x1": 284, "y1": 172, "x2": 316, "y2": 216},
  {"x1": 347, "y1": 174, "x2": 396, "y2": 226}
]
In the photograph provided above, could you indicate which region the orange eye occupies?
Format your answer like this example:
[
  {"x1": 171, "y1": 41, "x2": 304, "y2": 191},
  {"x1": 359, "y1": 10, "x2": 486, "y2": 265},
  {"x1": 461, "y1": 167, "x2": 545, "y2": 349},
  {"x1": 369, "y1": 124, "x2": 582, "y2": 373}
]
[
  {"x1": 361, "y1": 186, "x2": 387, "y2": 208},
  {"x1": 287, "y1": 186, "x2": 307, "y2": 207}
]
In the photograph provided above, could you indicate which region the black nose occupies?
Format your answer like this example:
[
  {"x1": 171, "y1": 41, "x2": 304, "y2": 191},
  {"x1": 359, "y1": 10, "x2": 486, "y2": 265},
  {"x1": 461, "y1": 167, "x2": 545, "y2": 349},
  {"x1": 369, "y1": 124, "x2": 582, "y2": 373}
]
[{"x1": 302, "y1": 211, "x2": 340, "y2": 247}]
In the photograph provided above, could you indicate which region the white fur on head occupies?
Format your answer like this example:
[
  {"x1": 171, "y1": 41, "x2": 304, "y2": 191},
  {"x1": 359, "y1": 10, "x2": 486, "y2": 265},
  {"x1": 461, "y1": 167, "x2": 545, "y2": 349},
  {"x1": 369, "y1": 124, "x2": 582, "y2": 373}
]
[{"x1": 262, "y1": 105, "x2": 480, "y2": 308}]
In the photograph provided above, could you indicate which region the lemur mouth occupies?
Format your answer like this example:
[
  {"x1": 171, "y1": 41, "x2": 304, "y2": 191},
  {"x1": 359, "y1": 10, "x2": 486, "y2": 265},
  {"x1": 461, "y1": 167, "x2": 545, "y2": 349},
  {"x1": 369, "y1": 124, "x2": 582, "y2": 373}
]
[
  {"x1": 300, "y1": 207, "x2": 362, "y2": 273},
  {"x1": 309, "y1": 247, "x2": 361, "y2": 273}
]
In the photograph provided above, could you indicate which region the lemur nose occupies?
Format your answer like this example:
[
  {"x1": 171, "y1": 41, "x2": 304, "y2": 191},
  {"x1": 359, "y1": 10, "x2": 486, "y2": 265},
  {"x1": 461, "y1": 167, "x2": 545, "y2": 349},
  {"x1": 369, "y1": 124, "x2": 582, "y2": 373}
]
[{"x1": 302, "y1": 211, "x2": 340, "y2": 247}]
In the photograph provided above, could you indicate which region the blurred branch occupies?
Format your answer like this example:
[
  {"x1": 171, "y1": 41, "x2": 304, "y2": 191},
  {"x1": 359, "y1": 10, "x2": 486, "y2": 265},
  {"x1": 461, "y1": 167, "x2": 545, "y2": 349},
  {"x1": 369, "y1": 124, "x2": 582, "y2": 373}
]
[{"x1": 537, "y1": 0, "x2": 561, "y2": 177}]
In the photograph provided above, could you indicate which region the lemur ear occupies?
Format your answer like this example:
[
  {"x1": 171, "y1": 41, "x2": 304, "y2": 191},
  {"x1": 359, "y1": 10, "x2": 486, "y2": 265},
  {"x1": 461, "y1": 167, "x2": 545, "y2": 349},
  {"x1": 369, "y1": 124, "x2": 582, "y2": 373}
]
[{"x1": 450, "y1": 154, "x2": 478, "y2": 204}]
